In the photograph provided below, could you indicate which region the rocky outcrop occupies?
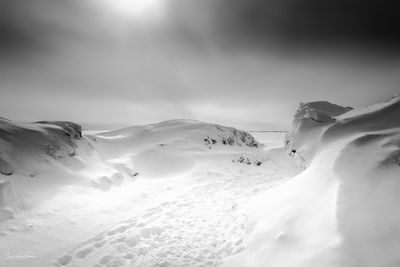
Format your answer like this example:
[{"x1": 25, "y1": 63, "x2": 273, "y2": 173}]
[{"x1": 204, "y1": 126, "x2": 260, "y2": 148}]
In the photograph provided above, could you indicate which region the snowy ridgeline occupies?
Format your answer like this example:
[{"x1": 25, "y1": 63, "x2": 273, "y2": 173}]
[
  {"x1": 224, "y1": 95, "x2": 400, "y2": 267},
  {"x1": 0, "y1": 119, "x2": 263, "y2": 222}
]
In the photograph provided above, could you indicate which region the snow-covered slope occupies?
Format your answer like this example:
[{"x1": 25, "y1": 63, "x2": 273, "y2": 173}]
[
  {"x1": 0, "y1": 118, "x2": 83, "y2": 176},
  {"x1": 1, "y1": 118, "x2": 296, "y2": 267},
  {"x1": 224, "y1": 96, "x2": 400, "y2": 267},
  {"x1": 0, "y1": 118, "x2": 91, "y2": 221},
  {"x1": 93, "y1": 119, "x2": 260, "y2": 157},
  {"x1": 284, "y1": 101, "x2": 353, "y2": 165},
  {"x1": 0, "y1": 118, "x2": 261, "y2": 219},
  {"x1": 92, "y1": 119, "x2": 260, "y2": 178}
]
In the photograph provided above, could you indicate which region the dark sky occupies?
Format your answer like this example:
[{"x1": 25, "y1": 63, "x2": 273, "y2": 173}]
[{"x1": 1, "y1": 0, "x2": 399, "y2": 130}]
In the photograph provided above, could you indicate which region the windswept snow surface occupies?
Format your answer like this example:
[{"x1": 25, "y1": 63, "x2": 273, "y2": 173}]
[
  {"x1": 0, "y1": 119, "x2": 300, "y2": 267},
  {"x1": 224, "y1": 96, "x2": 400, "y2": 267},
  {"x1": 2, "y1": 96, "x2": 399, "y2": 267}
]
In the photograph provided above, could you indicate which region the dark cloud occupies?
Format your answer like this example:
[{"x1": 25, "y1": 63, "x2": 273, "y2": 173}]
[
  {"x1": 3, "y1": 0, "x2": 400, "y2": 56},
  {"x1": 0, "y1": 0, "x2": 105, "y2": 56},
  {"x1": 0, "y1": 0, "x2": 399, "y2": 130},
  {"x1": 213, "y1": 0, "x2": 400, "y2": 48},
  {"x1": 0, "y1": 0, "x2": 40, "y2": 53},
  {"x1": 166, "y1": 0, "x2": 400, "y2": 52}
]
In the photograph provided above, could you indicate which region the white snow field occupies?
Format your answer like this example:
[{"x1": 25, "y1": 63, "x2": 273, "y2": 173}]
[
  {"x1": 0, "y1": 118, "x2": 300, "y2": 267},
  {"x1": 1, "y1": 95, "x2": 399, "y2": 267},
  {"x1": 224, "y1": 95, "x2": 400, "y2": 267}
]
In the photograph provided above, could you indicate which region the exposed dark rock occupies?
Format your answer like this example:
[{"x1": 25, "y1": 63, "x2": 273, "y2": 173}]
[
  {"x1": 204, "y1": 136, "x2": 217, "y2": 146},
  {"x1": 233, "y1": 155, "x2": 264, "y2": 166},
  {"x1": 36, "y1": 121, "x2": 82, "y2": 140},
  {"x1": 255, "y1": 161, "x2": 263, "y2": 166}
]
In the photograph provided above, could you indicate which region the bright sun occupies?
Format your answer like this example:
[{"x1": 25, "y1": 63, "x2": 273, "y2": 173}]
[{"x1": 98, "y1": 0, "x2": 165, "y2": 21}]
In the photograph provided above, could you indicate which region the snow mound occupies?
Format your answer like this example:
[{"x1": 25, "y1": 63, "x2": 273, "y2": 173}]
[
  {"x1": 95, "y1": 119, "x2": 259, "y2": 150},
  {"x1": 284, "y1": 101, "x2": 353, "y2": 165},
  {"x1": 0, "y1": 118, "x2": 261, "y2": 223},
  {"x1": 0, "y1": 118, "x2": 83, "y2": 176},
  {"x1": 91, "y1": 119, "x2": 260, "y2": 178},
  {"x1": 0, "y1": 118, "x2": 284, "y2": 266},
  {"x1": 285, "y1": 97, "x2": 400, "y2": 166},
  {"x1": 323, "y1": 96, "x2": 400, "y2": 142},
  {"x1": 224, "y1": 96, "x2": 400, "y2": 267}
]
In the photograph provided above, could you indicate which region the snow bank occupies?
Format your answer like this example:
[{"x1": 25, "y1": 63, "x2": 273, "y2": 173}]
[
  {"x1": 0, "y1": 118, "x2": 83, "y2": 176},
  {"x1": 0, "y1": 118, "x2": 262, "y2": 221},
  {"x1": 0, "y1": 117, "x2": 271, "y2": 266},
  {"x1": 0, "y1": 118, "x2": 92, "y2": 218},
  {"x1": 94, "y1": 119, "x2": 259, "y2": 151},
  {"x1": 224, "y1": 96, "x2": 400, "y2": 267},
  {"x1": 91, "y1": 119, "x2": 260, "y2": 178},
  {"x1": 284, "y1": 101, "x2": 353, "y2": 165}
]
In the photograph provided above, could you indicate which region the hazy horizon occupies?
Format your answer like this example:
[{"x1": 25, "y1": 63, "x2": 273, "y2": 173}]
[{"x1": 1, "y1": 0, "x2": 399, "y2": 130}]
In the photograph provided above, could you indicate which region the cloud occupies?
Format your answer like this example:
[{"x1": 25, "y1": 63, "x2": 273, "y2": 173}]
[
  {"x1": 0, "y1": 0, "x2": 399, "y2": 130},
  {"x1": 168, "y1": 0, "x2": 400, "y2": 49}
]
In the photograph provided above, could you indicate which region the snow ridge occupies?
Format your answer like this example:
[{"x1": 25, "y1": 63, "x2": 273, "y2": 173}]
[{"x1": 224, "y1": 96, "x2": 400, "y2": 267}]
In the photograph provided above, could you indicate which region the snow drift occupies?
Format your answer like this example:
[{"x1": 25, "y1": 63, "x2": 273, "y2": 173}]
[
  {"x1": 284, "y1": 101, "x2": 353, "y2": 165},
  {"x1": 91, "y1": 119, "x2": 260, "y2": 178},
  {"x1": 0, "y1": 118, "x2": 90, "y2": 220},
  {"x1": 1, "y1": 117, "x2": 282, "y2": 267},
  {"x1": 0, "y1": 118, "x2": 83, "y2": 176},
  {"x1": 0, "y1": 118, "x2": 261, "y2": 219},
  {"x1": 224, "y1": 96, "x2": 400, "y2": 267}
]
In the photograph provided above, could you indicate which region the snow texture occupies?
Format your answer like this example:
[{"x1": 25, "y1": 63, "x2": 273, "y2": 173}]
[
  {"x1": 1, "y1": 96, "x2": 398, "y2": 267},
  {"x1": 225, "y1": 96, "x2": 400, "y2": 267},
  {"x1": 0, "y1": 117, "x2": 299, "y2": 267}
]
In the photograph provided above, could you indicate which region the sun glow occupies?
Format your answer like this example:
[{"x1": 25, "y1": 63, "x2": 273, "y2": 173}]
[{"x1": 98, "y1": 0, "x2": 165, "y2": 21}]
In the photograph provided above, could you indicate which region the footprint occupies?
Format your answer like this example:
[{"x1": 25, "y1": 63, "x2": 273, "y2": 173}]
[
  {"x1": 125, "y1": 236, "x2": 139, "y2": 247},
  {"x1": 110, "y1": 224, "x2": 129, "y2": 235},
  {"x1": 110, "y1": 236, "x2": 126, "y2": 244},
  {"x1": 150, "y1": 226, "x2": 164, "y2": 235},
  {"x1": 95, "y1": 239, "x2": 107, "y2": 248},
  {"x1": 110, "y1": 173, "x2": 124, "y2": 186},
  {"x1": 123, "y1": 253, "x2": 135, "y2": 259},
  {"x1": 58, "y1": 254, "x2": 72, "y2": 266},
  {"x1": 234, "y1": 238, "x2": 243, "y2": 246},
  {"x1": 88, "y1": 234, "x2": 106, "y2": 243},
  {"x1": 106, "y1": 258, "x2": 125, "y2": 267},
  {"x1": 76, "y1": 247, "x2": 94, "y2": 259},
  {"x1": 140, "y1": 228, "x2": 152, "y2": 239},
  {"x1": 99, "y1": 255, "x2": 113, "y2": 265}
]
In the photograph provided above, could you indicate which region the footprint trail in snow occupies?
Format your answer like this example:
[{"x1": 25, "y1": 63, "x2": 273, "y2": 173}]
[{"x1": 56, "y1": 168, "x2": 294, "y2": 267}]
